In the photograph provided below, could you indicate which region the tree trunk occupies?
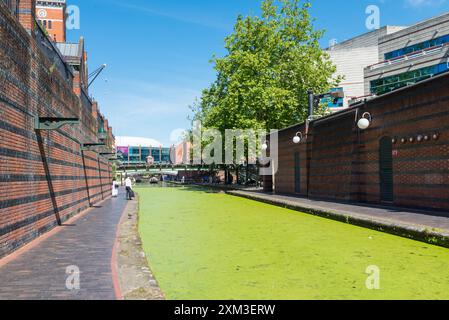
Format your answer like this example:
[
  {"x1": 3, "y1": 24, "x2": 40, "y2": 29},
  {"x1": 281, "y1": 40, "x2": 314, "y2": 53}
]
[{"x1": 236, "y1": 166, "x2": 240, "y2": 185}]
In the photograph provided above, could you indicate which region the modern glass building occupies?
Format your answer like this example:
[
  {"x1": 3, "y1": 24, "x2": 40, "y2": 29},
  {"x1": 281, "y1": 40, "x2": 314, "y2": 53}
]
[
  {"x1": 370, "y1": 63, "x2": 449, "y2": 96},
  {"x1": 325, "y1": 26, "x2": 407, "y2": 110},
  {"x1": 115, "y1": 137, "x2": 172, "y2": 165},
  {"x1": 364, "y1": 12, "x2": 449, "y2": 98},
  {"x1": 320, "y1": 87, "x2": 344, "y2": 108},
  {"x1": 384, "y1": 34, "x2": 449, "y2": 60}
]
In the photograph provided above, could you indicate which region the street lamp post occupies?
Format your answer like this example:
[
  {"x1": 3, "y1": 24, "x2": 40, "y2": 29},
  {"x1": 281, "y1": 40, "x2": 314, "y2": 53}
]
[{"x1": 308, "y1": 90, "x2": 315, "y2": 119}]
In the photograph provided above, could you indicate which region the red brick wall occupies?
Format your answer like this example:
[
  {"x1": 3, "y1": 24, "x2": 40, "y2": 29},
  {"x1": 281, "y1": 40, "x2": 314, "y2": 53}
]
[
  {"x1": 274, "y1": 124, "x2": 308, "y2": 196},
  {"x1": 35, "y1": 2, "x2": 66, "y2": 43},
  {"x1": 18, "y1": 0, "x2": 35, "y2": 33},
  {"x1": 0, "y1": 3, "x2": 113, "y2": 257},
  {"x1": 274, "y1": 74, "x2": 449, "y2": 213}
]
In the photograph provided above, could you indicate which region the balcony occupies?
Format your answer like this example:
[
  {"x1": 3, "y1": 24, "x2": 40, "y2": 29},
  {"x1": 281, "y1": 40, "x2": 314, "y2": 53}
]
[{"x1": 368, "y1": 43, "x2": 449, "y2": 71}]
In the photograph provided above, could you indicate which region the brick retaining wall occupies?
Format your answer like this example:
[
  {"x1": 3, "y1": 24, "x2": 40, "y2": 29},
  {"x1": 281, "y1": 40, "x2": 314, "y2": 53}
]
[
  {"x1": 270, "y1": 73, "x2": 449, "y2": 213},
  {"x1": 0, "y1": 3, "x2": 113, "y2": 257}
]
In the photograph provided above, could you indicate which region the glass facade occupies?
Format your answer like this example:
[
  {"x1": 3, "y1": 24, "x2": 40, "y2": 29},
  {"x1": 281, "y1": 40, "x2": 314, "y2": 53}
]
[
  {"x1": 320, "y1": 87, "x2": 344, "y2": 108},
  {"x1": 370, "y1": 63, "x2": 449, "y2": 96},
  {"x1": 385, "y1": 34, "x2": 449, "y2": 60},
  {"x1": 117, "y1": 146, "x2": 172, "y2": 165}
]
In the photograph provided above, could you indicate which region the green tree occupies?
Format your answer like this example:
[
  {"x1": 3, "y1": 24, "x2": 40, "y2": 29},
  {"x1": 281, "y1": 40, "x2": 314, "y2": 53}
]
[
  {"x1": 192, "y1": 0, "x2": 341, "y2": 132},
  {"x1": 191, "y1": 0, "x2": 342, "y2": 184}
]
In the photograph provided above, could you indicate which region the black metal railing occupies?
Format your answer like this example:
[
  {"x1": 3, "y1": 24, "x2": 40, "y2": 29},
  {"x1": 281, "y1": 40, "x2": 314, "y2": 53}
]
[
  {"x1": 80, "y1": 86, "x2": 93, "y2": 114},
  {"x1": 34, "y1": 21, "x2": 73, "y2": 84},
  {"x1": 0, "y1": 0, "x2": 19, "y2": 17}
]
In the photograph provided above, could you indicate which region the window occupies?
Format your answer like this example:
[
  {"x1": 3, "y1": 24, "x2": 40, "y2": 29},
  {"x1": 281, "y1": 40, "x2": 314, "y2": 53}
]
[
  {"x1": 385, "y1": 34, "x2": 449, "y2": 60},
  {"x1": 48, "y1": 20, "x2": 52, "y2": 29},
  {"x1": 320, "y1": 87, "x2": 344, "y2": 108},
  {"x1": 370, "y1": 62, "x2": 449, "y2": 96}
]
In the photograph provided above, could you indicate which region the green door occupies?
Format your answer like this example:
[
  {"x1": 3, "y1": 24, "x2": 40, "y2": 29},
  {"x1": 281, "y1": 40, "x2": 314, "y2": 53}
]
[
  {"x1": 294, "y1": 152, "x2": 301, "y2": 194},
  {"x1": 379, "y1": 137, "x2": 394, "y2": 202}
]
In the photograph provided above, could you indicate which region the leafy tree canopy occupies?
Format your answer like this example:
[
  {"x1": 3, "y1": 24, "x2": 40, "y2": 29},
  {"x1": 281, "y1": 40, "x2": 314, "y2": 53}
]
[{"x1": 192, "y1": 0, "x2": 342, "y2": 133}]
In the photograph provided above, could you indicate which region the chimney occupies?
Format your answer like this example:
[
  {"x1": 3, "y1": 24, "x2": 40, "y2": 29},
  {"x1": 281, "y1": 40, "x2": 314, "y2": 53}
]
[{"x1": 18, "y1": 0, "x2": 36, "y2": 35}]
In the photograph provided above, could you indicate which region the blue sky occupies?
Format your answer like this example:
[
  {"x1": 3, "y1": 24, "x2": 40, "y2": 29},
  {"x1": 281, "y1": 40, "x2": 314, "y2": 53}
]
[{"x1": 69, "y1": 0, "x2": 449, "y2": 146}]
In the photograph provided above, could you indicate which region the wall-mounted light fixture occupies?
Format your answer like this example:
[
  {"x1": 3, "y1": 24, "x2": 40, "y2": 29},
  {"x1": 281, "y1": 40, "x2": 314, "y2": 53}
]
[
  {"x1": 357, "y1": 112, "x2": 372, "y2": 130},
  {"x1": 417, "y1": 135, "x2": 424, "y2": 142},
  {"x1": 401, "y1": 138, "x2": 407, "y2": 144},
  {"x1": 433, "y1": 133, "x2": 440, "y2": 140},
  {"x1": 293, "y1": 132, "x2": 303, "y2": 144},
  {"x1": 261, "y1": 141, "x2": 269, "y2": 151}
]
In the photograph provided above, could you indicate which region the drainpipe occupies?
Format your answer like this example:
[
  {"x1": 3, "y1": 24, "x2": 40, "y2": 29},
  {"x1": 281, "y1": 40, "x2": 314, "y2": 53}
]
[
  {"x1": 306, "y1": 89, "x2": 315, "y2": 200},
  {"x1": 308, "y1": 90, "x2": 314, "y2": 119}
]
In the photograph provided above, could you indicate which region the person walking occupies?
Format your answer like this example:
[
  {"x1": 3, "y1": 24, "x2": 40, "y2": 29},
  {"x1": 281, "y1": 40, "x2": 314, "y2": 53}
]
[
  {"x1": 112, "y1": 178, "x2": 119, "y2": 198},
  {"x1": 125, "y1": 176, "x2": 133, "y2": 200}
]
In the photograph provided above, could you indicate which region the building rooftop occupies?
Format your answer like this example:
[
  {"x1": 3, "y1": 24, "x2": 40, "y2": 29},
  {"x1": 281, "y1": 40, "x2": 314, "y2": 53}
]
[
  {"x1": 325, "y1": 26, "x2": 408, "y2": 51},
  {"x1": 55, "y1": 42, "x2": 81, "y2": 58}
]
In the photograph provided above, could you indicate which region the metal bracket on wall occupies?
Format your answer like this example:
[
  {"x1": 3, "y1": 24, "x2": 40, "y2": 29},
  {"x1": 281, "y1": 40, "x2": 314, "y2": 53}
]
[
  {"x1": 98, "y1": 132, "x2": 108, "y2": 140},
  {"x1": 81, "y1": 142, "x2": 106, "y2": 151},
  {"x1": 34, "y1": 116, "x2": 79, "y2": 130}
]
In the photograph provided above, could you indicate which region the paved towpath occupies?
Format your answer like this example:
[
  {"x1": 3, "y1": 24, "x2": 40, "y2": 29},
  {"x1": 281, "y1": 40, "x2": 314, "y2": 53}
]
[{"x1": 0, "y1": 189, "x2": 129, "y2": 300}]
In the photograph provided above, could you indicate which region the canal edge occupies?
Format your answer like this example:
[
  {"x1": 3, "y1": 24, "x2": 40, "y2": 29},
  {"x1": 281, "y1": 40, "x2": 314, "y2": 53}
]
[
  {"x1": 226, "y1": 190, "x2": 449, "y2": 249},
  {"x1": 115, "y1": 193, "x2": 166, "y2": 300}
]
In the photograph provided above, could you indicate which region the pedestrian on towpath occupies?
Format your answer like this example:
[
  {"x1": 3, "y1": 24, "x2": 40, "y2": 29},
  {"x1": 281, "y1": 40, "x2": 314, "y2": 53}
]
[
  {"x1": 112, "y1": 178, "x2": 119, "y2": 198},
  {"x1": 125, "y1": 176, "x2": 134, "y2": 200}
]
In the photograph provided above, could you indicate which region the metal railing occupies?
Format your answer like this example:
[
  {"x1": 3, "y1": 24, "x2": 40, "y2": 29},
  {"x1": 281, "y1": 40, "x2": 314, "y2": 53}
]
[
  {"x1": 80, "y1": 86, "x2": 93, "y2": 114},
  {"x1": 369, "y1": 43, "x2": 449, "y2": 71},
  {"x1": 34, "y1": 20, "x2": 73, "y2": 84},
  {"x1": 0, "y1": 0, "x2": 19, "y2": 17}
]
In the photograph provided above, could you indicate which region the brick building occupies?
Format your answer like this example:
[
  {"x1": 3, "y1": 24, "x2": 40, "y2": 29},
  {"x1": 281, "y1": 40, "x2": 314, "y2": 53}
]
[
  {"x1": 0, "y1": 0, "x2": 114, "y2": 257},
  {"x1": 265, "y1": 72, "x2": 449, "y2": 213},
  {"x1": 35, "y1": 0, "x2": 66, "y2": 42}
]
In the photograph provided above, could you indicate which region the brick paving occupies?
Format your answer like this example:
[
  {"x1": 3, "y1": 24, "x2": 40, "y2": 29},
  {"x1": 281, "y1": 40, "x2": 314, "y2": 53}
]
[{"x1": 0, "y1": 189, "x2": 129, "y2": 300}]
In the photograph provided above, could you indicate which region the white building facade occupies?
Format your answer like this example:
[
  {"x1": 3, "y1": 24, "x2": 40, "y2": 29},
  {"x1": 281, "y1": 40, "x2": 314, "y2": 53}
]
[{"x1": 325, "y1": 26, "x2": 406, "y2": 110}]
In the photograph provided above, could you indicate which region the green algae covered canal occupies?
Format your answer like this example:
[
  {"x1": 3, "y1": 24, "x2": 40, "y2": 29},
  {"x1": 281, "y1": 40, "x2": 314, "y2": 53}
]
[{"x1": 136, "y1": 186, "x2": 449, "y2": 300}]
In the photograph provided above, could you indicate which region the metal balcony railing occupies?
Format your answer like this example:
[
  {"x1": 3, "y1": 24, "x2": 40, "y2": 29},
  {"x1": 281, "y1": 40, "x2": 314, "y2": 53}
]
[{"x1": 368, "y1": 43, "x2": 449, "y2": 71}]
